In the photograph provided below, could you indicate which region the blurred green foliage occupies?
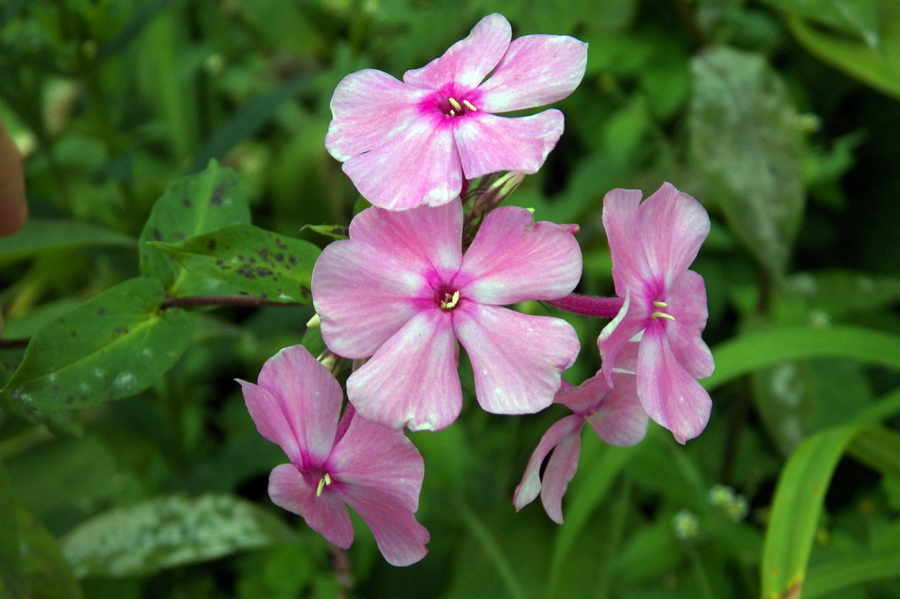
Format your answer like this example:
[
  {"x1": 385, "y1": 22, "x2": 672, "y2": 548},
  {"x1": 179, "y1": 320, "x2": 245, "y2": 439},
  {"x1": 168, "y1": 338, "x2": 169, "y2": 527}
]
[{"x1": 1, "y1": 0, "x2": 900, "y2": 598}]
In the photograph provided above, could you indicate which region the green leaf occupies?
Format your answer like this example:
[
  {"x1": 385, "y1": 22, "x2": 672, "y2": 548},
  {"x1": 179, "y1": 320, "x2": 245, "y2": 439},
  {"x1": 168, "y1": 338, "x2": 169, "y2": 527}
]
[
  {"x1": 0, "y1": 219, "x2": 135, "y2": 264},
  {"x1": 17, "y1": 507, "x2": 84, "y2": 599},
  {"x1": 300, "y1": 224, "x2": 349, "y2": 241},
  {"x1": 759, "y1": 0, "x2": 880, "y2": 49},
  {"x1": 788, "y1": 4, "x2": 900, "y2": 101},
  {"x1": 704, "y1": 325, "x2": 900, "y2": 392},
  {"x1": 149, "y1": 224, "x2": 321, "y2": 304},
  {"x1": 847, "y1": 425, "x2": 900, "y2": 481},
  {"x1": 2, "y1": 278, "x2": 192, "y2": 412},
  {"x1": 761, "y1": 425, "x2": 861, "y2": 599},
  {"x1": 139, "y1": 160, "x2": 251, "y2": 297},
  {"x1": 61, "y1": 494, "x2": 298, "y2": 578},
  {"x1": 804, "y1": 548, "x2": 900, "y2": 598},
  {"x1": 0, "y1": 464, "x2": 23, "y2": 598},
  {"x1": 689, "y1": 47, "x2": 806, "y2": 277}
]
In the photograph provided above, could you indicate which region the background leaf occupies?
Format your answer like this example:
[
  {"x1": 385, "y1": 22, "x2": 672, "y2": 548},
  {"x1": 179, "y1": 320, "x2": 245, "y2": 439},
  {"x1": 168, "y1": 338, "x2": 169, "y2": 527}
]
[{"x1": 0, "y1": 219, "x2": 136, "y2": 264}]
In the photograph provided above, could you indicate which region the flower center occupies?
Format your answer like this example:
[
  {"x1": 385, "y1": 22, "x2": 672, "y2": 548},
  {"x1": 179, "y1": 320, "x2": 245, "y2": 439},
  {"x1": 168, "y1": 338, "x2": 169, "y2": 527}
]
[
  {"x1": 650, "y1": 300, "x2": 675, "y2": 321},
  {"x1": 439, "y1": 290, "x2": 460, "y2": 311},
  {"x1": 439, "y1": 96, "x2": 477, "y2": 118}
]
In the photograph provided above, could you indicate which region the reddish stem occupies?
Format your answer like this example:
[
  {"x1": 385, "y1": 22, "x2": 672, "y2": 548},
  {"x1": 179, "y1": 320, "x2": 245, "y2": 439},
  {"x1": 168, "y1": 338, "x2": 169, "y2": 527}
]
[{"x1": 547, "y1": 294, "x2": 625, "y2": 318}]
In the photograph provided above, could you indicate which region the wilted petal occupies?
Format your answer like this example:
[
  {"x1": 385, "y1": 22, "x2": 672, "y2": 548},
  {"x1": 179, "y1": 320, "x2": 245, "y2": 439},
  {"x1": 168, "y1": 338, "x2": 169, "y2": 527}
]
[
  {"x1": 403, "y1": 14, "x2": 511, "y2": 90},
  {"x1": 478, "y1": 35, "x2": 588, "y2": 113},
  {"x1": 602, "y1": 188, "x2": 653, "y2": 297},
  {"x1": 347, "y1": 309, "x2": 461, "y2": 431},
  {"x1": 325, "y1": 70, "x2": 428, "y2": 161},
  {"x1": 269, "y1": 464, "x2": 354, "y2": 549},
  {"x1": 455, "y1": 304, "x2": 578, "y2": 415},
  {"x1": 514, "y1": 414, "x2": 582, "y2": 515},
  {"x1": 341, "y1": 119, "x2": 460, "y2": 210},
  {"x1": 541, "y1": 420, "x2": 582, "y2": 524},
  {"x1": 458, "y1": 204, "x2": 581, "y2": 304},
  {"x1": 584, "y1": 371, "x2": 648, "y2": 447},
  {"x1": 667, "y1": 270, "x2": 714, "y2": 379},
  {"x1": 331, "y1": 413, "x2": 428, "y2": 566},
  {"x1": 312, "y1": 201, "x2": 462, "y2": 358},
  {"x1": 636, "y1": 325, "x2": 712, "y2": 443},
  {"x1": 638, "y1": 183, "x2": 710, "y2": 286},
  {"x1": 453, "y1": 110, "x2": 564, "y2": 179}
]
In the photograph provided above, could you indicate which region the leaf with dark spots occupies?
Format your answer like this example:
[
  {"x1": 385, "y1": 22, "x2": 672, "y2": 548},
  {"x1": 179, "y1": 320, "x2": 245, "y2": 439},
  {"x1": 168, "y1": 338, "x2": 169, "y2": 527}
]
[
  {"x1": 148, "y1": 224, "x2": 321, "y2": 304},
  {"x1": 139, "y1": 160, "x2": 250, "y2": 297}
]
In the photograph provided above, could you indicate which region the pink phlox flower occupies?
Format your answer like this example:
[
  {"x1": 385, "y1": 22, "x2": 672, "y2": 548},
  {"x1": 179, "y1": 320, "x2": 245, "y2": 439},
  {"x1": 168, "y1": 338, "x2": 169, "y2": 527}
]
[
  {"x1": 238, "y1": 345, "x2": 429, "y2": 566},
  {"x1": 598, "y1": 182, "x2": 715, "y2": 444},
  {"x1": 311, "y1": 197, "x2": 582, "y2": 432},
  {"x1": 513, "y1": 343, "x2": 647, "y2": 523},
  {"x1": 325, "y1": 13, "x2": 588, "y2": 210}
]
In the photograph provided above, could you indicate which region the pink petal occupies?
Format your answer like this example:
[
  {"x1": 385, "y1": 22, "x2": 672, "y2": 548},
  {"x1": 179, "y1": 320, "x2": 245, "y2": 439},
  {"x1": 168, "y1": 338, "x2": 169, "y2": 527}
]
[
  {"x1": 514, "y1": 415, "x2": 582, "y2": 516},
  {"x1": 457, "y1": 205, "x2": 581, "y2": 305},
  {"x1": 453, "y1": 110, "x2": 564, "y2": 179},
  {"x1": 269, "y1": 464, "x2": 354, "y2": 549},
  {"x1": 312, "y1": 201, "x2": 462, "y2": 359},
  {"x1": 584, "y1": 371, "x2": 649, "y2": 447},
  {"x1": 667, "y1": 270, "x2": 714, "y2": 379},
  {"x1": 330, "y1": 413, "x2": 429, "y2": 566},
  {"x1": 454, "y1": 303, "x2": 579, "y2": 415},
  {"x1": 341, "y1": 119, "x2": 460, "y2": 210},
  {"x1": 347, "y1": 309, "x2": 461, "y2": 431},
  {"x1": 239, "y1": 345, "x2": 341, "y2": 466},
  {"x1": 555, "y1": 370, "x2": 611, "y2": 414},
  {"x1": 636, "y1": 325, "x2": 712, "y2": 443},
  {"x1": 597, "y1": 293, "x2": 648, "y2": 387},
  {"x1": 638, "y1": 183, "x2": 710, "y2": 287},
  {"x1": 540, "y1": 421, "x2": 582, "y2": 524},
  {"x1": 602, "y1": 188, "x2": 653, "y2": 298},
  {"x1": 403, "y1": 14, "x2": 511, "y2": 91},
  {"x1": 325, "y1": 69, "x2": 428, "y2": 162},
  {"x1": 478, "y1": 35, "x2": 588, "y2": 113}
]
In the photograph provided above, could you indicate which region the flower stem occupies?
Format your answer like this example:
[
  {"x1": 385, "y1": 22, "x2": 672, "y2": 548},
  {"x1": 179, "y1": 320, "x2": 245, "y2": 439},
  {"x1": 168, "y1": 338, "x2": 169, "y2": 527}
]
[{"x1": 547, "y1": 294, "x2": 625, "y2": 318}]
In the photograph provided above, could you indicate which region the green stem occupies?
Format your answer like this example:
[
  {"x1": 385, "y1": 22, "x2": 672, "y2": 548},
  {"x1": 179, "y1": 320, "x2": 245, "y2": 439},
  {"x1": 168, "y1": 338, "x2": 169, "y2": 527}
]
[
  {"x1": 594, "y1": 476, "x2": 632, "y2": 599},
  {"x1": 456, "y1": 499, "x2": 528, "y2": 599},
  {"x1": 685, "y1": 541, "x2": 716, "y2": 599}
]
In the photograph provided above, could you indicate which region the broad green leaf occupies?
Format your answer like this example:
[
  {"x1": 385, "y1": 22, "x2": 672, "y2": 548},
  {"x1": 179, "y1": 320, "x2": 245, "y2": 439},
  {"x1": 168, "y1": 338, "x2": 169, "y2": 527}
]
[
  {"x1": 17, "y1": 507, "x2": 84, "y2": 599},
  {"x1": 689, "y1": 47, "x2": 806, "y2": 277},
  {"x1": 0, "y1": 464, "x2": 23, "y2": 598},
  {"x1": 548, "y1": 433, "x2": 637, "y2": 597},
  {"x1": 758, "y1": 0, "x2": 879, "y2": 49},
  {"x1": 0, "y1": 219, "x2": 135, "y2": 264},
  {"x1": 804, "y1": 549, "x2": 900, "y2": 598},
  {"x1": 2, "y1": 278, "x2": 192, "y2": 412},
  {"x1": 300, "y1": 224, "x2": 349, "y2": 241},
  {"x1": 149, "y1": 224, "x2": 321, "y2": 304},
  {"x1": 761, "y1": 425, "x2": 861, "y2": 599},
  {"x1": 61, "y1": 494, "x2": 298, "y2": 577},
  {"x1": 139, "y1": 160, "x2": 251, "y2": 297},
  {"x1": 789, "y1": 4, "x2": 900, "y2": 101},
  {"x1": 704, "y1": 326, "x2": 900, "y2": 391}
]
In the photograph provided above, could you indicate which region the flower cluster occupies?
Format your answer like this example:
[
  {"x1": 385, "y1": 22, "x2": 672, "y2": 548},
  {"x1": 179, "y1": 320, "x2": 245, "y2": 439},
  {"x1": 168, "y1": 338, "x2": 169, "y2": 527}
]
[{"x1": 240, "y1": 13, "x2": 715, "y2": 566}]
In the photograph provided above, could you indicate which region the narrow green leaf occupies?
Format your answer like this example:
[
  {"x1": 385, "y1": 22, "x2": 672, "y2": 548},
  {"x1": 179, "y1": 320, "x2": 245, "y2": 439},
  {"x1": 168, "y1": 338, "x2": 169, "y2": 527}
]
[
  {"x1": 61, "y1": 494, "x2": 298, "y2": 578},
  {"x1": 456, "y1": 500, "x2": 529, "y2": 599},
  {"x1": 139, "y1": 160, "x2": 251, "y2": 297},
  {"x1": 704, "y1": 326, "x2": 900, "y2": 391},
  {"x1": 2, "y1": 278, "x2": 192, "y2": 412},
  {"x1": 689, "y1": 47, "x2": 806, "y2": 277},
  {"x1": 761, "y1": 425, "x2": 861, "y2": 599},
  {"x1": 804, "y1": 548, "x2": 900, "y2": 598},
  {"x1": 759, "y1": 0, "x2": 880, "y2": 49},
  {"x1": 548, "y1": 433, "x2": 637, "y2": 597},
  {"x1": 847, "y1": 425, "x2": 900, "y2": 481},
  {"x1": 0, "y1": 219, "x2": 135, "y2": 263},
  {"x1": 149, "y1": 224, "x2": 321, "y2": 304},
  {"x1": 17, "y1": 507, "x2": 84, "y2": 599},
  {"x1": 300, "y1": 224, "x2": 349, "y2": 241}
]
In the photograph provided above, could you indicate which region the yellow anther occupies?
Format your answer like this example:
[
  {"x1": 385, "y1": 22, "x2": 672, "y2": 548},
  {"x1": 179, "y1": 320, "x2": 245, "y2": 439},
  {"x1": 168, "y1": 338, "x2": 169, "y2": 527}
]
[
  {"x1": 316, "y1": 473, "x2": 333, "y2": 497},
  {"x1": 440, "y1": 290, "x2": 460, "y2": 310},
  {"x1": 463, "y1": 99, "x2": 477, "y2": 112},
  {"x1": 653, "y1": 301, "x2": 667, "y2": 308},
  {"x1": 448, "y1": 109, "x2": 456, "y2": 117},
  {"x1": 651, "y1": 312, "x2": 676, "y2": 321},
  {"x1": 306, "y1": 313, "x2": 321, "y2": 328},
  {"x1": 448, "y1": 97, "x2": 462, "y2": 112}
]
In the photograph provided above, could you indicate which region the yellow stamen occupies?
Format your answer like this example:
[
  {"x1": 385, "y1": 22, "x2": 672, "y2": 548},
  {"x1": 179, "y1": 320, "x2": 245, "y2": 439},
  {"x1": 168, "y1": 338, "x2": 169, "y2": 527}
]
[
  {"x1": 651, "y1": 312, "x2": 675, "y2": 321},
  {"x1": 653, "y1": 301, "x2": 667, "y2": 308},
  {"x1": 463, "y1": 99, "x2": 477, "y2": 112},
  {"x1": 324, "y1": 473, "x2": 332, "y2": 486},
  {"x1": 440, "y1": 290, "x2": 460, "y2": 310},
  {"x1": 449, "y1": 109, "x2": 456, "y2": 117},
  {"x1": 316, "y1": 473, "x2": 333, "y2": 497},
  {"x1": 448, "y1": 97, "x2": 462, "y2": 112}
]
